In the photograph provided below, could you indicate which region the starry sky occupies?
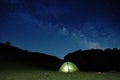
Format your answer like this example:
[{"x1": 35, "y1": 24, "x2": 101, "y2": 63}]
[{"x1": 0, "y1": 0, "x2": 120, "y2": 59}]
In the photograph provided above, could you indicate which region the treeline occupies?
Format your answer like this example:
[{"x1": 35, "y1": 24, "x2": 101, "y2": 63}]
[
  {"x1": 1, "y1": 42, "x2": 120, "y2": 71},
  {"x1": 0, "y1": 42, "x2": 63, "y2": 70},
  {"x1": 64, "y1": 49, "x2": 120, "y2": 71}
]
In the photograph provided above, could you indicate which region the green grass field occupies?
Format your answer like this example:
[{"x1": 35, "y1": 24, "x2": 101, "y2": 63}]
[
  {"x1": 0, "y1": 63, "x2": 120, "y2": 80},
  {"x1": 1, "y1": 69, "x2": 120, "y2": 80}
]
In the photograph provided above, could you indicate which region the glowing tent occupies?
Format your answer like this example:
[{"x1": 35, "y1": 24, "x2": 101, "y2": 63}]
[{"x1": 59, "y1": 62, "x2": 79, "y2": 72}]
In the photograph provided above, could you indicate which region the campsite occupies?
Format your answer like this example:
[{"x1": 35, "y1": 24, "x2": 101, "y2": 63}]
[
  {"x1": 1, "y1": 0, "x2": 120, "y2": 80},
  {"x1": 0, "y1": 43, "x2": 120, "y2": 80},
  {"x1": 0, "y1": 61, "x2": 120, "y2": 80},
  {"x1": 0, "y1": 64, "x2": 120, "y2": 80}
]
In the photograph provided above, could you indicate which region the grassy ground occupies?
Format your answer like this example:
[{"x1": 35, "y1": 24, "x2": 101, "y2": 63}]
[
  {"x1": 0, "y1": 63, "x2": 120, "y2": 80},
  {"x1": 0, "y1": 69, "x2": 120, "y2": 80}
]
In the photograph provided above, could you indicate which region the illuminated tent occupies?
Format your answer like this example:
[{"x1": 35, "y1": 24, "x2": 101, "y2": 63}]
[{"x1": 59, "y1": 62, "x2": 79, "y2": 72}]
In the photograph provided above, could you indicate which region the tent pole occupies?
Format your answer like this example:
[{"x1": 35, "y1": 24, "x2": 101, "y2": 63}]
[{"x1": 67, "y1": 62, "x2": 70, "y2": 72}]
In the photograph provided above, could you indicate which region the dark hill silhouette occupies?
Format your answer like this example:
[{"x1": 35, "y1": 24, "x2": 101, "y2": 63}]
[
  {"x1": 0, "y1": 42, "x2": 63, "y2": 70},
  {"x1": 1, "y1": 42, "x2": 120, "y2": 72},
  {"x1": 64, "y1": 49, "x2": 120, "y2": 72}
]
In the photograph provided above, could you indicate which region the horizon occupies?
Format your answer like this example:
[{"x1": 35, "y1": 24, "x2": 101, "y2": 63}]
[
  {"x1": 0, "y1": 0, "x2": 120, "y2": 59},
  {"x1": 1, "y1": 42, "x2": 120, "y2": 59}
]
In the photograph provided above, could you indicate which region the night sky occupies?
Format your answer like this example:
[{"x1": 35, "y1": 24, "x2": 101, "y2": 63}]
[{"x1": 0, "y1": 0, "x2": 120, "y2": 59}]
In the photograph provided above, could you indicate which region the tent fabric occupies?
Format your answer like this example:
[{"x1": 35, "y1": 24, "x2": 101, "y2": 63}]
[{"x1": 59, "y1": 62, "x2": 79, "y2": 72}]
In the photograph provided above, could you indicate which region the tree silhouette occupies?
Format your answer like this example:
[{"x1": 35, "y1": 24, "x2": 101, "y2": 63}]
[
  {"x1": 64, "y1": 48, "x2": 120, "y2": 72},
  {"x1": 0, "y1": 42, "x2": 63, "y2": 70},
  {"x1": 6, "y1": 42, "x2": 11, "y2": 45}
]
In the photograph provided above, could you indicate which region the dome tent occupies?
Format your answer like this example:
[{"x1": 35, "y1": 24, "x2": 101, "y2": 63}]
[{"x1": 59, "y1": 62, "x2": 79, "y2": 72}]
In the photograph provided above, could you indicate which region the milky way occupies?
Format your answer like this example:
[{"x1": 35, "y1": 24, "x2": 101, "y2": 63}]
[{"x1": 0, "y1": 0, "x2": 120, "y2": 59}]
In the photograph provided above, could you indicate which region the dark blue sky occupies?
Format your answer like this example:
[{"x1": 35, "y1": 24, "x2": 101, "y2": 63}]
[{"x1": 0, "y1": 0, "x2": 120, "y2": 59}]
